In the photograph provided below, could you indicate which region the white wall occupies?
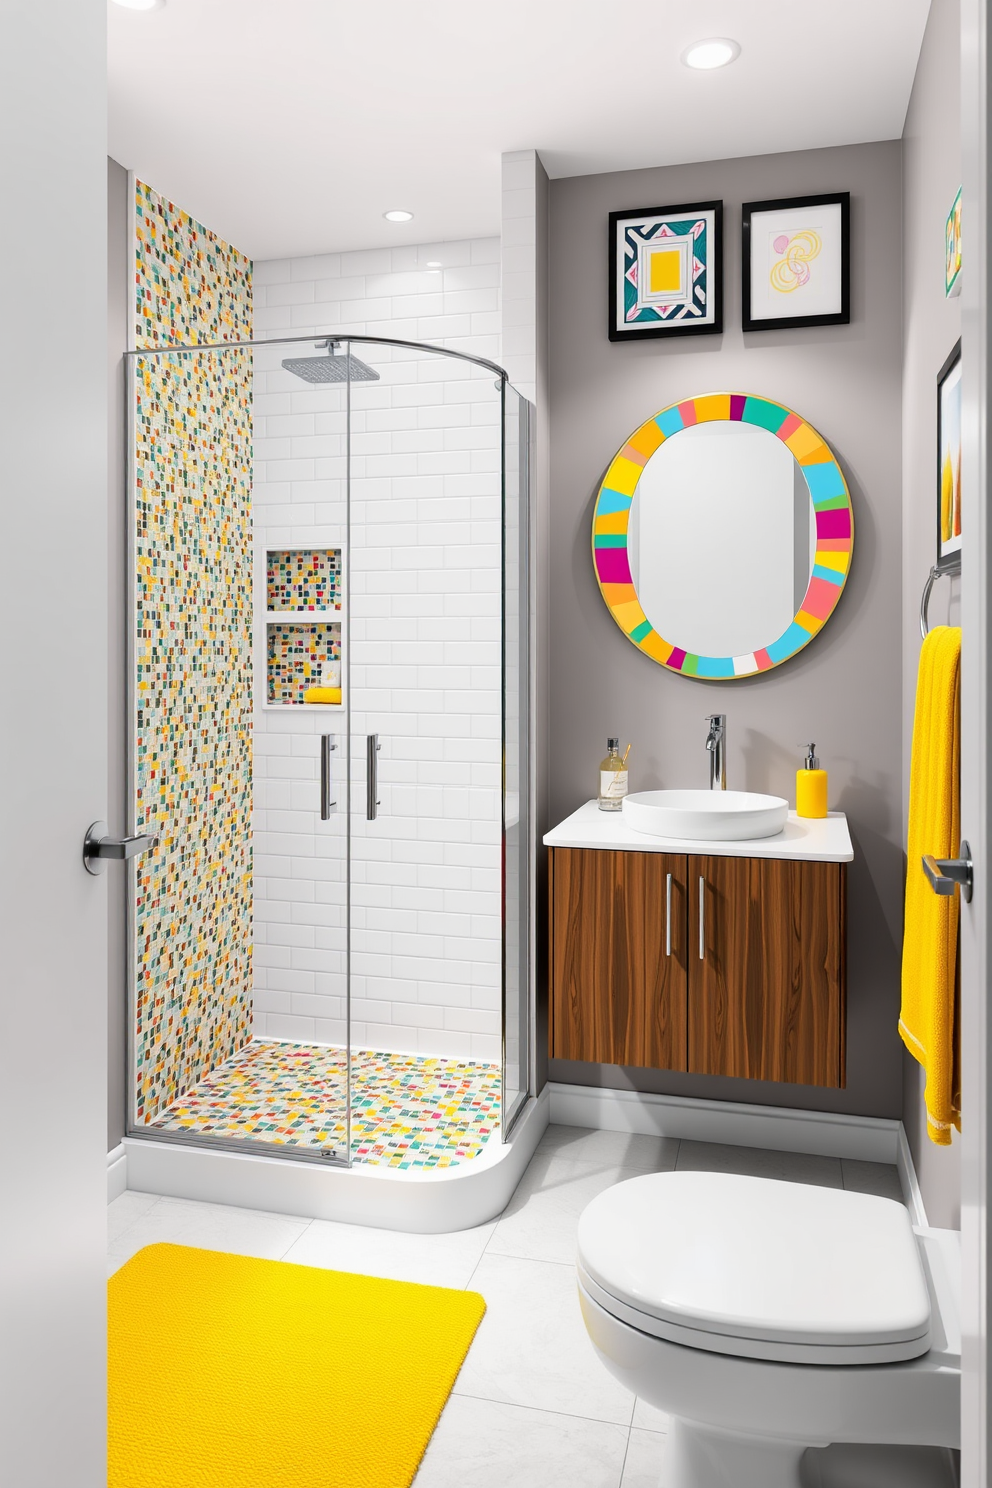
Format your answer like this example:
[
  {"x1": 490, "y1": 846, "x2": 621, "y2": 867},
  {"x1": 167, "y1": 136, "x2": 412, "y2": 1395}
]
[
  {"x1": 251, "y1": 239, "x2": 505, "y2": 1061},
  {"x1": 901, "y1": 0, "x2": 962, "y2": 1229},
  {"x1": 0, "y1": 2, "x2": 108, "y2": 1482}
]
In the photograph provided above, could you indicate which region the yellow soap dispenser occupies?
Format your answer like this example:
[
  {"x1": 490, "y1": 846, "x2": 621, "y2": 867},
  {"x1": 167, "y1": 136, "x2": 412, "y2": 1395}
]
[{"x1": 796, "y1": 743, "x2": 828, "y2": 819}]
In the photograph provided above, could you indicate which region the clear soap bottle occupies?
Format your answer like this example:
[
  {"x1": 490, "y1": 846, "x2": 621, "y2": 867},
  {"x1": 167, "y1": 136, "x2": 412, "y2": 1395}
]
[{"x1": 599, "y1": 738, "x2": 629, "y2": 812}]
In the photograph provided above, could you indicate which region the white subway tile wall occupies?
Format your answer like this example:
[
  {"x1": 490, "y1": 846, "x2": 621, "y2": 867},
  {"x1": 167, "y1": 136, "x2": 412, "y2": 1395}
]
[{"x1": 252, "y1": 239, "x2": 503, "y2": 1062}]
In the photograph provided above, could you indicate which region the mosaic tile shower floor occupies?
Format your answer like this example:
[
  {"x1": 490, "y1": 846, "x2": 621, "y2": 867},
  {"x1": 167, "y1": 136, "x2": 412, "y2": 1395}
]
[{"x1": 150, "y1": 1039, "x2": 502, "y2": 1170}]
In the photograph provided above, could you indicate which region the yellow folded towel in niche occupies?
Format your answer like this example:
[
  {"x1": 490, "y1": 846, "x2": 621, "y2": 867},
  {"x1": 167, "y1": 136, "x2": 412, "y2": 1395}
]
[
  {"x1": 303, "y1": 686, "x2": 342, "y2": 705},
  {"x1": 899, "y1": 625, "x2": 962, "y2": 1144}
]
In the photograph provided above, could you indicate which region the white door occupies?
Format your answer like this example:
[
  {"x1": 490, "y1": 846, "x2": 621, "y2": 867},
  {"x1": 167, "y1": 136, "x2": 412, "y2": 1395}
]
[
  {"x1": 960, "y1": 2, "x2": 990, "y2": 1480},
  {"x1": 0, "y1": 4, "x2": 108, "y2": 1485}
]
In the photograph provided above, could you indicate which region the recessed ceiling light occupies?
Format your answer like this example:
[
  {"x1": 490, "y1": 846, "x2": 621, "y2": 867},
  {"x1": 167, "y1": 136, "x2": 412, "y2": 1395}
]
[
  {"x1": 681, "y1": 38, "x2": 740, "y2": 70},
  {"x1": 383, "y1": 210, "x2": 414, "y2": 223},
  {"x1": 426, "y1": 261, "x2": 442, "y2": 268},
  {"x1": 111, "y1": 0, "x2": 165, "y2": 10}
]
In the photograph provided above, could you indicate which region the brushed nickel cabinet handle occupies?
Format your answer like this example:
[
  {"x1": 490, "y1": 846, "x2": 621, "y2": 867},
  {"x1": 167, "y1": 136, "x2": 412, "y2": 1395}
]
[
  {"x1": 698, "y1": 875, "x2": 705, "y2": 961},
  {"x1": 665, "y1": 872, "x2": 672, "y2": 957}
]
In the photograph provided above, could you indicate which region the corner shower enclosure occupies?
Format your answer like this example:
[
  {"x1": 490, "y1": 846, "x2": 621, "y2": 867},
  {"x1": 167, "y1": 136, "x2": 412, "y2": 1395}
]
[{"x1": 126, "y1": 334, "x2": 533, "y2": 1181}]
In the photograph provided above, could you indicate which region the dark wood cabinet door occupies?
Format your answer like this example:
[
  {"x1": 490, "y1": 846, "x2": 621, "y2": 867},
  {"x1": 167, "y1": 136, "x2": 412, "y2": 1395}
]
[
  {"x1": 687, "y1": 855, "x2": 846, "y2": 1087},
  {"x1": 550, "y1": 847, "x2": 688, "y2": 1070}
]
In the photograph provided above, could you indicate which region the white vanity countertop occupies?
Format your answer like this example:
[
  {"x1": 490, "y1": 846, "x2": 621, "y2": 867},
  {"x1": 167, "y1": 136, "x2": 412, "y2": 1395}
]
[{"x1": 544, "y1": 801, "x2": 853, "y2": 863}]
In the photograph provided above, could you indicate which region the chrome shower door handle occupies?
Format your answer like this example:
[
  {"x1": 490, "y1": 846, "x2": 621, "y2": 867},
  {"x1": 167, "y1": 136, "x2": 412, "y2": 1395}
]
[
  {"x1": 320, "y1": 734, "x2": 337, "y2": 821},
  {"x1": 83, "y1": 821, "x2": 159, "y2": 876},
  {"x1": 665, "y1": 873, "x2": 672, "y2": 957},
  {"x1": 366, "y1": 734, "x2": 381, "y2": 821},
  {"x1": 698, "y1": 876, "x2": 705, "y2": 960}
]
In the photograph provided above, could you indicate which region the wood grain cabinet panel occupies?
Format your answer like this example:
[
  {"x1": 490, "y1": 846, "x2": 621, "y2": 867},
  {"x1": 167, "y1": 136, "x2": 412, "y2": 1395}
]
[
  {"x1": 549, "y1": 847, "x2": 688, "y2": 1070},
  {"x1": 687, "y1": 855, "x2": 846, "y2": 1087}
]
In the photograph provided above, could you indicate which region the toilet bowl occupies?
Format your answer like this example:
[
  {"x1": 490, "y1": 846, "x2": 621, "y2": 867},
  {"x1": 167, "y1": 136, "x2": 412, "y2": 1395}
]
[{"x1": 576, "y1": 1170, "x2": 960, "y2": 1488}]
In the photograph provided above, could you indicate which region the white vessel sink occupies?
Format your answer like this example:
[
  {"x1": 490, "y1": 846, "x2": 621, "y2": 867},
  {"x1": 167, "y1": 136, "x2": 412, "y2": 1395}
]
[{"x1": 622, "y1": 789, "x2": 789, "y2": 842}]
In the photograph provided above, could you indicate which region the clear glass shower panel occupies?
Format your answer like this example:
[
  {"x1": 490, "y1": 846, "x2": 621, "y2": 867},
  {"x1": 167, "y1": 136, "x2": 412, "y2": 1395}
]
[
  {"x1": 346, "y1": 341, "x2": 505, "y2": 1165},
  {"x1": 251, "y1": 338, "x2": 351, "y2": 1160},
  {"x1": 502, "y1": 386, "x2": 532, "y2": 1134},
  {"x1": 128, "y1": 340, "x2": 351, "y2": 1163}
]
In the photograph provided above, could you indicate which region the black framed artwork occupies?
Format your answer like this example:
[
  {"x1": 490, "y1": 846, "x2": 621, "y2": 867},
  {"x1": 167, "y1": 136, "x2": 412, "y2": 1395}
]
[
  {"x1": 742, "y1": 192, "x2": 850, "y2": 332},
  {"x1": 608, "y1": 200, "x2": 723, "y2": 341},
  {"x1": 936, "y1": 339, "x2": 962, "y2": 574}
]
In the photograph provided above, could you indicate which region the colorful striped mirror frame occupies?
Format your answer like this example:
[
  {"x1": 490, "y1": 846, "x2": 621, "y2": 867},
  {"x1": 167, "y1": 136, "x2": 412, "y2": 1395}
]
[{"x1": 591, "y1": 393, "x2": 854, "y2": 679}]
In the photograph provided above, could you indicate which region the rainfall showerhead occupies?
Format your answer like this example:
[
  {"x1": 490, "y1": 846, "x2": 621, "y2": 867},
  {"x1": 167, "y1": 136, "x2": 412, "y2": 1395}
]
[{"x1": 281, "y1": 339, "x2": 380, "y2": 383}]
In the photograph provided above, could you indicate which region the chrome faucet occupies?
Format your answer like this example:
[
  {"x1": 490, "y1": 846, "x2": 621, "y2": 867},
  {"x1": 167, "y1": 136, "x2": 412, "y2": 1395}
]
[{"x1": 705, "y1": 714, "x2": 727, "y2": 791}]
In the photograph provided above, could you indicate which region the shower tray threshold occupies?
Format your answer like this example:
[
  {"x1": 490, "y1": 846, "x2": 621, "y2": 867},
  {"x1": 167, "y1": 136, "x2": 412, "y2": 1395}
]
[{"x1": 121, "y1": 1086, "x2": 549, "y2": 1233}]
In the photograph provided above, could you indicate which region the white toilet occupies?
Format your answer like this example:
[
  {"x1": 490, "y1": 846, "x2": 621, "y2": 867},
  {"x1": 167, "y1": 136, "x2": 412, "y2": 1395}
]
[{"x1": 576, "y1": 1170, "x2": 960, "y2": 1488}]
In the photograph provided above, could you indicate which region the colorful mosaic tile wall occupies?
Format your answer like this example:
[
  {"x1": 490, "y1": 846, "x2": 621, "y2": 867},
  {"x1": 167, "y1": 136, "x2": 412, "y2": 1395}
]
[
  {"x1": 133, "y1": 180, "x2": 254, "y2": 1124},
  {"x1": 152, "y1": 1040, "x2": 502, "y2": 1169},
  {"x1": 267, "y1": 548, "x2": 342, "y2": 612},
  {"x1": 267, "y1": 622, "x2": 341, "y2": 704}
]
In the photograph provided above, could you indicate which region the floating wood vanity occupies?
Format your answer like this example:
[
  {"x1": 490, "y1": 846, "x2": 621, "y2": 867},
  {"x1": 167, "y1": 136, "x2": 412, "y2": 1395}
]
[{"x1": 545, "y1": 803, "x2": 852, "y2": 1088}]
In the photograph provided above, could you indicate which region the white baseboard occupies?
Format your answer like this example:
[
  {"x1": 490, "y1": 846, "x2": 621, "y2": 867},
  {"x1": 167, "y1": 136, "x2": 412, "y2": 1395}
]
[
  {"x1": 107, "y1": 1143, "x2": 127, "y2": 1203},
  {"x1": 896, "y1": 1121, "x2": 929, "y2": 1228},
  {"x1": 549, "y1": 1082, "x2": 928, "y2": 1226}
]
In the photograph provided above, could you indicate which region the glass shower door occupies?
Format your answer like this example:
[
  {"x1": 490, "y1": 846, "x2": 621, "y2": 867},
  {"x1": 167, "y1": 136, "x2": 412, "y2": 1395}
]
[
  {"x1": 128, "y1": 338, "x2": 352, "y2": 1164},
  {"x1": 344, "y1": 340, "x2": 507, "y2": 1167}
]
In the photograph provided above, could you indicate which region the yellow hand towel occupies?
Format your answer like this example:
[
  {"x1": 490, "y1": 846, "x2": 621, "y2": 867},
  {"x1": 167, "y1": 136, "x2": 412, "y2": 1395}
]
[
  {"x1": 303, "y1": 686, "x2": 342, "y2": 705},
  {"x1": 899, "y1": 625, "x2": 962, "y2": 1144}
]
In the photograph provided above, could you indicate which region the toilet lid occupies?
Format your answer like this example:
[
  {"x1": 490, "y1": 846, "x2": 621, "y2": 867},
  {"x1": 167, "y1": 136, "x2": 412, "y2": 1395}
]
[{"x1": 577, "y1": 1171, "x2": 932, "y2": 1365}]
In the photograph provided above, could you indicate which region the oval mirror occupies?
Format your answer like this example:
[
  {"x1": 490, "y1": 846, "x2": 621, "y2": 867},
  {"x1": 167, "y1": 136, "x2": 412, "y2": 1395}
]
[{"x1": 592, "y1": 394, "x2": 853, "y2": 679}]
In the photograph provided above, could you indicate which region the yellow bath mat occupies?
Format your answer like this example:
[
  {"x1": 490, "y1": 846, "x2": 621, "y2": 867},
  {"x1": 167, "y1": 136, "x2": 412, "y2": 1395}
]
[{"x1": 108, "y1": 1243, "x2": 485, "y2": 1488}]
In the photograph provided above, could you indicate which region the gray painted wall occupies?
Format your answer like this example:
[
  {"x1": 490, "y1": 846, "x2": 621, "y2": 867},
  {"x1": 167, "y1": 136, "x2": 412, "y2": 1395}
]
[
  {"x1": 901, "y1": 0, "x2": 962, "y2": 1228},
  {"x1": 548, "y1": 141, "x2": 905, "y2": 1119},
  {"x1": 108, "y1": 157, "x2": 128, "y2": 1151}
]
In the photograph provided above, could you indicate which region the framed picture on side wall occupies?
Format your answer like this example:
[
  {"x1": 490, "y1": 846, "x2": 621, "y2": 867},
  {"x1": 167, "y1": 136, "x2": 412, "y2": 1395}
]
[
  {"x1": 742, "y1": 192, "x2": 850, "y2": 331},
  {"x1": 608, "y1": 200, "x2": 723, "y2": 341},
  {"x1": 937, "y1": 339, "x2": 962, "y2": 574}
]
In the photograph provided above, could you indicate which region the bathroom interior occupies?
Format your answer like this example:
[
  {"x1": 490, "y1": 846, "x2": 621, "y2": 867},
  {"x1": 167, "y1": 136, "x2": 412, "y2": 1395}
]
[{"x1": 69, "y1": 0, "x2": 980, "y2": 1484}]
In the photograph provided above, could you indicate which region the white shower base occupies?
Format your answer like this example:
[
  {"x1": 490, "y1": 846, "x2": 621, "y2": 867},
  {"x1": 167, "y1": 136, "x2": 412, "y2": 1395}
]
[{"x1": 122, "y1": 1086, "x2": 549, "y2": 1233}]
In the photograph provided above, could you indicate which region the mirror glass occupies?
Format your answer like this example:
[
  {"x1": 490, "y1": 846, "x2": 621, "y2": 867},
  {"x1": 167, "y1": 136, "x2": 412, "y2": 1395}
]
[
  {"x1": 627, "y1": 422, "x2": 815, "y2": 659},
  {"x1": 592, "y1": 395, "x2": 853, "y2": 680}
]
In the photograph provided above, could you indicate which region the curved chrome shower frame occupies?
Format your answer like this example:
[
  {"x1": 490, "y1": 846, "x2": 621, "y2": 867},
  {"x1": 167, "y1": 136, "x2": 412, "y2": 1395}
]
[
  {"x1": 123, "y1": 330, "x2": 510, "y2": 382},
  {"x1": 122, "y1": 331, "x2": 535, "y2": 1189}
]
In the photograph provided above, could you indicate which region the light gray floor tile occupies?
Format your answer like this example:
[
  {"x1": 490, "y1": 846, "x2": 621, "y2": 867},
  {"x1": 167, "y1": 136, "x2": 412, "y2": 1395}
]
[
  {"x1": 107, "y1": 1190, "x2": 159, "y2": 1243},
  {"x1": 414, "y1": 1396, "x2": 629, "y2": 1488},
  {"x1": 840, "y1": 1159, "x2": 905, "y2": 1205},
  {"x1": 537, "y1": 1124, "x2": 680, "y2": 1173},
  {"x1": 676, "y1": 1140, "x2": 843, "y2": 1189},
  {"x1": 455, "y1": 1252, "x2": 634, "y2": 1425},
  {"x1": 487, "y1": 1152, "x2": 646, "y2": 1265},
  {"x1": 631, "y1": 1398, "x2": 671, "y2": 1434},
  {"x1": 105, "y1": 1195, "x2": 310, "y2": 1274},
  {"x1": 281, "y1": 1216, "x2": 496, "y2": 1289},
  {"x1": 621, "y1": 1428, "x2": 672, "y2": 1488},
  {"x1": 801, "y1": 1442, "x2": 960, "y2": 1488}
]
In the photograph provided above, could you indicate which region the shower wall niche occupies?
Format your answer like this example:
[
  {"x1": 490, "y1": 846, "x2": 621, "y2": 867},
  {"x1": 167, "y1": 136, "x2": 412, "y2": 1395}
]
[{"x1": 261, "y1": 545, "x2": 345, "y2": 708}]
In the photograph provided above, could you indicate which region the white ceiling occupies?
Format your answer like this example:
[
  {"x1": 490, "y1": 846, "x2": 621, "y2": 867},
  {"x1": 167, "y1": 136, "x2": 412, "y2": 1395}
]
[{"x1": 108, "y1": 0, "x2": 931, "y2": 261}]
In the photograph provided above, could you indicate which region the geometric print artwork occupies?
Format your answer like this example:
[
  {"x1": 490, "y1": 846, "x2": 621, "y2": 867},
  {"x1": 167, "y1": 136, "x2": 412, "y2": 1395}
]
[
  {"x1": 609, "y1": 201, "x2": 723, "y2": 339},
  {"x1": 592, "y1": 392, "x2": 854, "y2": 679},
  {"x1": 267, "y1": 622, "x2": 341, "y2": 704},
  {"x1": 267, "y1": 548, "x2": 342, "y2": 611},
  {"x1": 132, "y1": 181, "x2": 254, "y2": 1125},
  {"x1": 151, "y1": 1040, "x2": 503, "y2": 1170}
]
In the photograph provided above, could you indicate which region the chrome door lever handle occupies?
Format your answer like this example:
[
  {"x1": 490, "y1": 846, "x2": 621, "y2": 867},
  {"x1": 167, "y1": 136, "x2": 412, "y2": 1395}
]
[
  {"x1": 922, "y1": 841, "x2": 973, "y2": 903},
  {"x1": 83, "y1": 821, "x2": 159, "y2": 876}
]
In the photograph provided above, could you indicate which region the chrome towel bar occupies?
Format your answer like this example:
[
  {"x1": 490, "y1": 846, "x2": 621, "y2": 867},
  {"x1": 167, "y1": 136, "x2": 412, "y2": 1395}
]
[{"x1": 920, "y1": 565, "x2": 955, "y2": 639}]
